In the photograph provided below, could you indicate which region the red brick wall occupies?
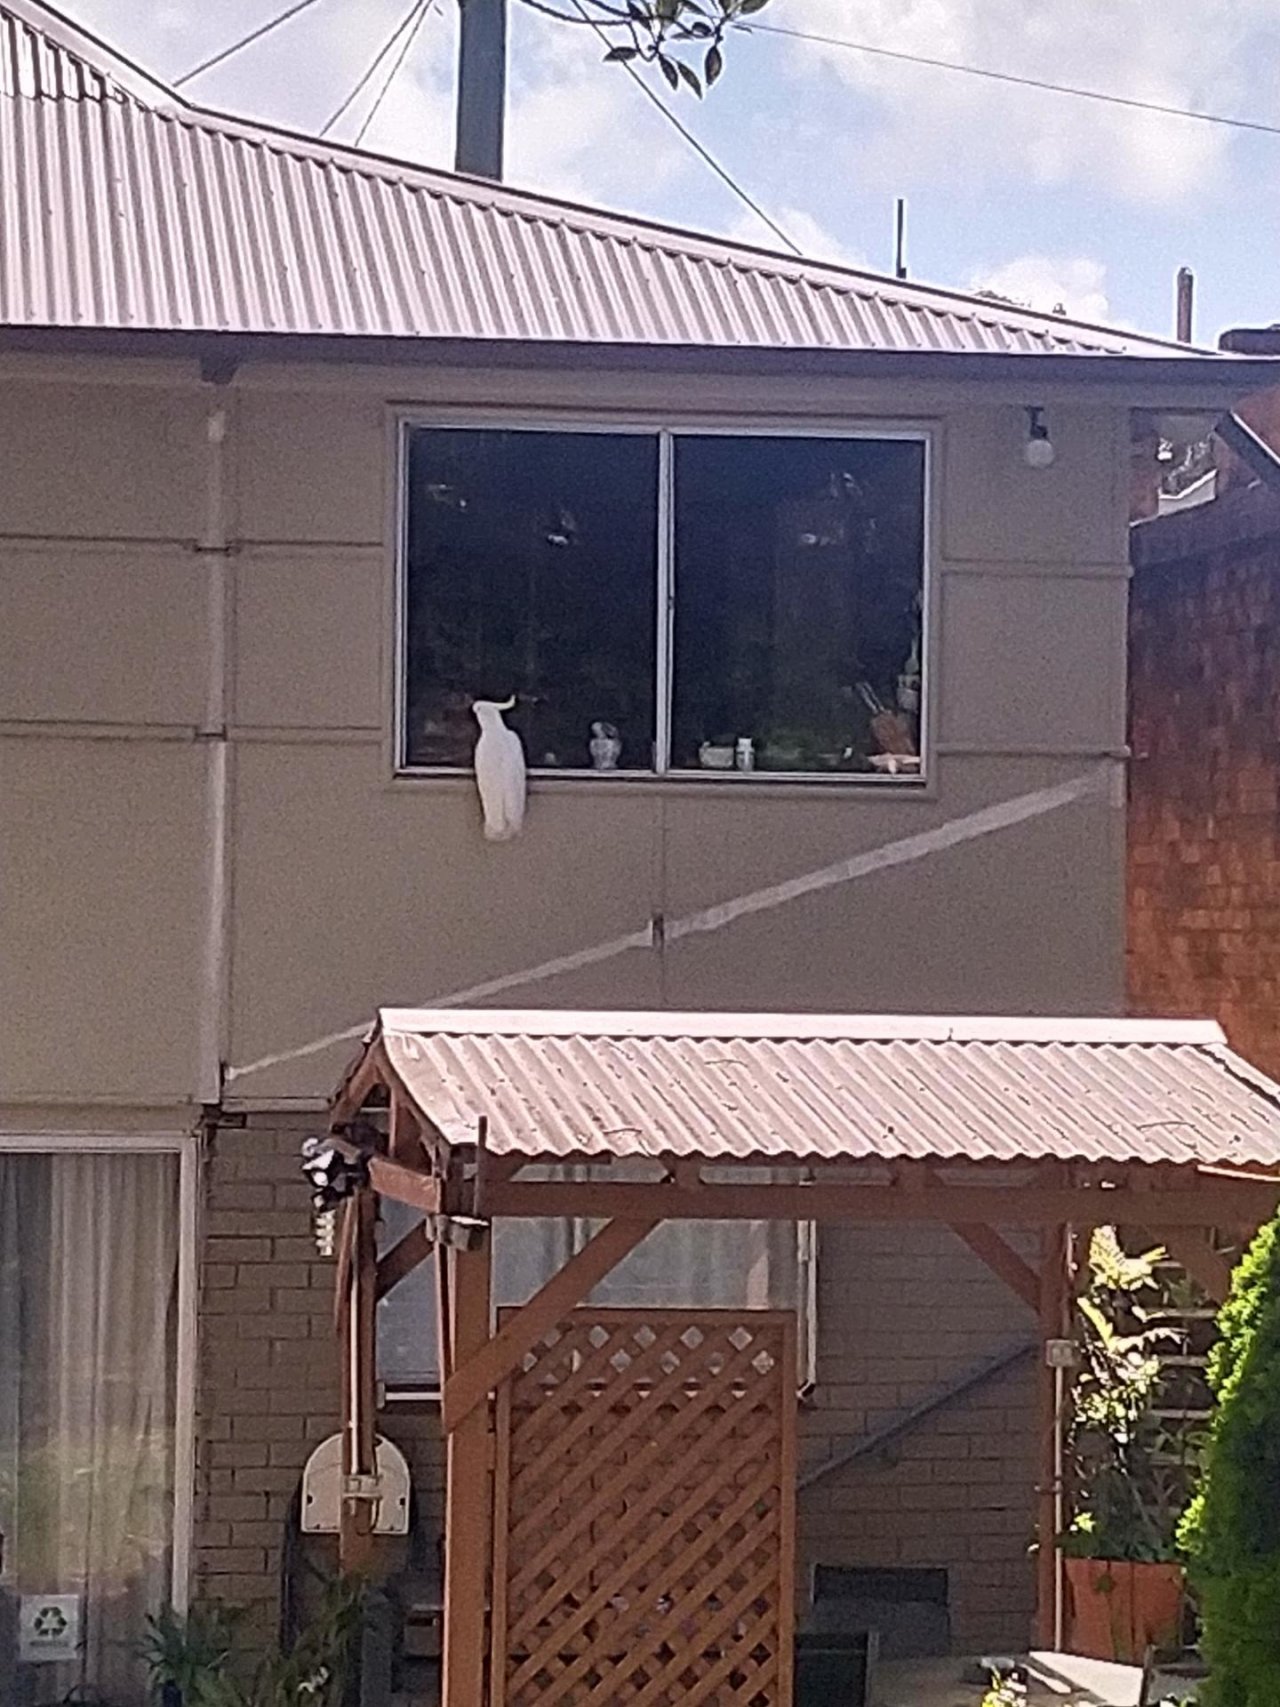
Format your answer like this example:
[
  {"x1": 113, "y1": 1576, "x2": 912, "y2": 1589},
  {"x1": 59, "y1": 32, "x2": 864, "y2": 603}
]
[{"x1": 1128, "y1": 488, "x2": 1280, "y2": 1077}]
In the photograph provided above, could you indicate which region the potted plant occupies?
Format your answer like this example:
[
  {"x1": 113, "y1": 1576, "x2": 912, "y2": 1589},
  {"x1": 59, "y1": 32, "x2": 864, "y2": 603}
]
[
  {"x1": 1062, "y1": 1229, "x2": 1188, "y2": 1664},
  {"x1": 141, "y1": 1578, "x2": 361, "y2": 1706}
]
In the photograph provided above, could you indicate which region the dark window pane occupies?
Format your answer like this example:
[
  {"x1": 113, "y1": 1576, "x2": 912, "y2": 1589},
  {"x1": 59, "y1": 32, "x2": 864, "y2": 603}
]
[
  {"x1": 671, "y1": 436, "x2": 926, "y2": 775},
  {"x1": 403, "y1": 428, "x2": 658, "y2": 770}
]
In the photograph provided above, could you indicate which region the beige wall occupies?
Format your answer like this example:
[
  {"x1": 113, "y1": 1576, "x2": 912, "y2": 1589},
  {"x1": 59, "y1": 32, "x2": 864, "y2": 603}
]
[
  {"x1": 0, "y1": 356, "x2": 1130, "y2": 1656},
  {"x1": 0, "y1": 362, "x2": 1131, "y2": 1111}
]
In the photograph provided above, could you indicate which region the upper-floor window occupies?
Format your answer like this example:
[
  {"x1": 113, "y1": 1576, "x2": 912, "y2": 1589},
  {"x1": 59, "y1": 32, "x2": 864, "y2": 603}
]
[{"x1": 400, "y1": 424, "x2": 927, "y2": 779}]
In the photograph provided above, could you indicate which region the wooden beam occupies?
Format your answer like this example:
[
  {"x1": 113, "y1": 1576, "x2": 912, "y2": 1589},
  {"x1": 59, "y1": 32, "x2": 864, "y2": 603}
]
[
  {"x1": 480, "y1": 1178, "x2": 1280, "y2": 1228},
  {"x1": 376, "y1": 1218, "x2": 435, "y2": 1300},
  {"x1": 331, "y1": 1041, "x2": 391, "y2": 1124},
  {"x1": 442, "y1": 1217, "x2": 658, "y2": 1434},
  {"x1": 339, "y1": 1190, "x2": 379, "y2": 1574},
  {"x1": 949, "y1": 1222, "x2": 1040, "y2": 1314},
  {"x1": 367, "y1": 1153, "x2": 442, "y2": 1215},
  {"x1": 441, "y1": 1239, "x2": 493, "y2": 1707},
  {"x1": 1035, "y1": 1225, "x2": 1069, "y2": 1650},
  {"x1": 1147, "y1": 1226, "x2": 1235, "y2": 1304}
]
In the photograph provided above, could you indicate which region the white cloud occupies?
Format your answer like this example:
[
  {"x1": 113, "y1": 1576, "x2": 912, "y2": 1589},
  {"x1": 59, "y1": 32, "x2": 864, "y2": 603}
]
[
  {"x1": 968, "y1": 254, "x2": 1110, "y2": 322},
  {"x1": 782, "y1": 0, "x2": 1268, "y2": 204},
  {"x1": 725, "y1": 205, "x2": 865, "y2": 266}
]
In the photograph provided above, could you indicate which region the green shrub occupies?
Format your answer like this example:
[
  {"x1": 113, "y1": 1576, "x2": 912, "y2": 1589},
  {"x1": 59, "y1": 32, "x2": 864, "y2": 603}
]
[
  {"x1": 141, "y1": 1578, "x2": 361, "y2": 1707},
  {"x1": 1178, "y1": 1214, "x2": 1280, "y2": 1705}
]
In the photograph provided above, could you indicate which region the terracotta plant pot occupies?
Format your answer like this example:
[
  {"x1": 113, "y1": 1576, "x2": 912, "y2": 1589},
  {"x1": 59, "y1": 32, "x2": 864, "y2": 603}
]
[{"x1": 1064, "y1": 1557, "x2": 1184, "y2": 1664}]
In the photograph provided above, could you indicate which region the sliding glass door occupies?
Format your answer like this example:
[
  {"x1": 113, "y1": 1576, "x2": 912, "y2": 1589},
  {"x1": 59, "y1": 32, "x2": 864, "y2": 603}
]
[{"x1": 0, "y1": 1144, "x2": 187, "y2": 1705}]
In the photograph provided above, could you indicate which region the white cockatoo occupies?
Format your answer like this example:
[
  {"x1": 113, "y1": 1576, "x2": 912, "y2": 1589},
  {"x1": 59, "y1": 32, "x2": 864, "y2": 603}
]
[{"x1": 472, "y1": 697, "x2": 527, "y2": 841}]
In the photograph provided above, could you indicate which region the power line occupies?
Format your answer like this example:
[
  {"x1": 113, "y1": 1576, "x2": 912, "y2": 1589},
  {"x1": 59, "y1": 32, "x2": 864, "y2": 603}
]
[
  {"x1": 355, "y1": 0, "x2": 438, "y2": 144},
  {"x1": 320, "y1": 0, "x2": 427, "y2": 138},
  {"x1": 569, "y1": 0, "x2": 801, "y2": 254},
  {"x1": 744, "y1": 19, "x2": 1280, "y2": 142},
  {"x1": 174, "y1": 0, "x2": 326, "y2": 89}
]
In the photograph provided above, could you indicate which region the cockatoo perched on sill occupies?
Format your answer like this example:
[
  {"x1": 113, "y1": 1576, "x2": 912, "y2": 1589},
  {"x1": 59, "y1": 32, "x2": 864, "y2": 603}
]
[{"x1": 472, "y1": 697, "x2": 527, "y2": 841}]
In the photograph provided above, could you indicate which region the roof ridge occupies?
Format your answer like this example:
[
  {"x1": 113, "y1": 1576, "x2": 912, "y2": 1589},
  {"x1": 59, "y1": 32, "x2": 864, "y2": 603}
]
[{"x1": 1, "y1": 0, "x2": 181, "y2": 105}]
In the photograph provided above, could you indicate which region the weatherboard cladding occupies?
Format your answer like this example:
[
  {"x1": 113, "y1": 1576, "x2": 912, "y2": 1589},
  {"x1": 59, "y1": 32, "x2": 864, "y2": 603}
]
[
  {"x1": 1, "y1": 0, "x2": 1205, "y2": 355},
  {"x1": 374, "y1": 1013, "x2": 1280, "y2": 1169}
]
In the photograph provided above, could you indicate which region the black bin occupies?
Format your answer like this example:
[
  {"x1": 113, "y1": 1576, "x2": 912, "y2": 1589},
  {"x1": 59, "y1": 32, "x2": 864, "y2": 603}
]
[{"x1": 795, "y1": 1629, "x2": 877, "y2": 1706}]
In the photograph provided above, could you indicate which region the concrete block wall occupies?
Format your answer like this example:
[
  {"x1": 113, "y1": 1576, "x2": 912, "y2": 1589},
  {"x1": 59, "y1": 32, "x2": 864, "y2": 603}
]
[
  {"x1": 1129, "y1": 495, "x2": 1280, "y2": 1079},
  {"x1": 799, "y1": 1223, "x2": 1037, "y2": 1653},
  {"x1": 196, "y1": 1128, "x2": 1037, "y2": 1654},
  {"x1": 196, "y1": 1118, "x2": 341, "y2": 1641}
]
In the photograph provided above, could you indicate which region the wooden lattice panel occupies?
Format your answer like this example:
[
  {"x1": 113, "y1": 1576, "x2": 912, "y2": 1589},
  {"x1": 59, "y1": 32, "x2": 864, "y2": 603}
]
[{"x1": 491, "y1": 1308, "x2": 796, "y2": 1707}]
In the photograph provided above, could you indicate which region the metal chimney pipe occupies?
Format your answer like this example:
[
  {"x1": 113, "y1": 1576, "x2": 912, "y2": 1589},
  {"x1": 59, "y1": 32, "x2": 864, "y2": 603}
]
[
  {"x1": 894, "y1": 198, "x2": 907, "y2": 280},
  {"x1": 1175, "y1": 266, "x2": 1194, "y2": 344},
  {"x1": 455, "y1": 0, "x2": 506, "y2": 179}
]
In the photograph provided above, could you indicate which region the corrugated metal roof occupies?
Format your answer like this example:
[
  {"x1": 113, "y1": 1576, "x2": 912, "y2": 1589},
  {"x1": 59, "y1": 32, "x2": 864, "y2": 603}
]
[
  {"x1": 0, "y1": 0, "x2": 1220, "y2": 358},
  {"x1": 370, "y1": 1009, "x2": 1280, "y2": 1169}
]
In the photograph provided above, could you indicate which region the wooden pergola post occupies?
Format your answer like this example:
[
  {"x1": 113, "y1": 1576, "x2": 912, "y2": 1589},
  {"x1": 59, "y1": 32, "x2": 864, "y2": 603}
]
[
  {"x1": 441, "y1": 1237, "x2": 494, "y2": 1707},
  {"x1": 339, "y1": 1189, "x2": 379, "y2": 1574},
  {"x1": 1035, "y1": 1224, "x2": 1070, "y2": 1650}
]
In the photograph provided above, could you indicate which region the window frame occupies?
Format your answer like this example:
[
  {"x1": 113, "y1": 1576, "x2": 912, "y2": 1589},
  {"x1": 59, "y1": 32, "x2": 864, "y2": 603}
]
[
  {"x1": 394, "y1": 413, "x2": 935, "y2": 785},
  {"x1": 0, "y1": 1131, "x2": 200, "y2": 1614},
  {"x1": 377, "y1": 1210, "x2": 821, "y2": 1403}
]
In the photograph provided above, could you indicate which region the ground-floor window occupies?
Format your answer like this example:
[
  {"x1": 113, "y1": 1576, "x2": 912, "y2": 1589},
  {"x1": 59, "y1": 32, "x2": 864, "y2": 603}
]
[
  {"x1": 377, "y1": 1166, "x2": 816, "y2": 1395},
  {"x1": 0, "y1": 1141, "x2": 192, "y2": 1706}
]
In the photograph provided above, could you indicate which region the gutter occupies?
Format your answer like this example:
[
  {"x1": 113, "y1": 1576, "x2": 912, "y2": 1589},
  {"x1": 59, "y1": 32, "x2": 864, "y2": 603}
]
[{"x1": 2, "y1": 324, "x2": 1280, "y2": 400}]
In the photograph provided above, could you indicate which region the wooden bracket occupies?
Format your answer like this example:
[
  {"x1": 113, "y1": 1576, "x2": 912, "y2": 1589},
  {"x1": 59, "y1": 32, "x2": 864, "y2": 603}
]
[
  {"x1": 376, "y1": 1218, "x2": 435, "y2": 1300},
  {"x1": 1146, "y1": 1225, "x2": 1234, "y2": 1304},
  {"x1": 442, "y1": 1216, "x2": 658, "y2": 1433},
  {"x1": 949, "y1": 1221, "x2": 1041, "y2": 1314}
]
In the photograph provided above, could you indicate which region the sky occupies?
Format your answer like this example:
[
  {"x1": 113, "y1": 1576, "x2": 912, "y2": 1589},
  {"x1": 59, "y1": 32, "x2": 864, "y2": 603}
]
[{"x1": 70, "y1": 0, "x2": 1280, "y2": 344}]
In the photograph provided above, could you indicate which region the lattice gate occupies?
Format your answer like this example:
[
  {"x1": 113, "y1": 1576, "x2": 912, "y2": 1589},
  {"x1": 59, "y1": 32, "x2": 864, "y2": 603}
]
[{"x1": 490, "y1": 1308, "x2": 796, "y2": 1707}]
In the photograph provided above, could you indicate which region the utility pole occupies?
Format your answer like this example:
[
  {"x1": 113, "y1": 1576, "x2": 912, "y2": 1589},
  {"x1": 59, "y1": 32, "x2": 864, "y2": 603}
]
[{"x1": 455, "y1": 0, "x2": 507, "y2": 179}]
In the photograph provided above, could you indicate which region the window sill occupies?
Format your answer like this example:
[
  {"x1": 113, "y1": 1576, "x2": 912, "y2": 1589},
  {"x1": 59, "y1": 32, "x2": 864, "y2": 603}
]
[{"x1": 394, "y1": 767, "x2": 929, "y2": 792}]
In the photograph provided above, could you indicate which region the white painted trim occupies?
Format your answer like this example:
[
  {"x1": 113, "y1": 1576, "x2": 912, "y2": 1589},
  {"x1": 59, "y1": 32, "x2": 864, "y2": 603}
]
[
  {"x1": 196, "y1": 389, "x2": 233, "y2": 1105},
  {"x1": 0, "y1": 1131, "x2": 189, "y2": 1151},
  {"x1": 655, "y1": 428, "x2": 674, "y2": 775},
  {"x1": 171, "y1": 1133, "x2": 201, "y2": 1611},
  {"x1": 378, "y1": 1008, "x2": 1224, "y2": 1047}
]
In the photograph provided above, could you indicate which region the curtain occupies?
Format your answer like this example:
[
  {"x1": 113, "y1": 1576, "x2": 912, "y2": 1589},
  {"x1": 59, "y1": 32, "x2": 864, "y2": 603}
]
[{"x1": 0, "y1": 1151, "x2": 179, "y2": 1705}]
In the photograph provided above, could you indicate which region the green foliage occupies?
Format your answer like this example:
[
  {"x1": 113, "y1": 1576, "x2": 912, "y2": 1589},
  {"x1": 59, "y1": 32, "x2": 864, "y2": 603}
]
[
  {"x1": 981, "y1": 1674, "x2": 1026, "y2": 1707},
  {"x1": 141, "y1": 1579, "x2": 361, "y2": 1707},
  {"x1": 1178, "y1": 1214, "x2": 1280, "y2": 1706},
  {"x1": 1065, "y1": 1228, "x2": 1186, "y2": 1561},
  {"x1": 535, "y1": 0, "x2": 772, "y2": 95}
]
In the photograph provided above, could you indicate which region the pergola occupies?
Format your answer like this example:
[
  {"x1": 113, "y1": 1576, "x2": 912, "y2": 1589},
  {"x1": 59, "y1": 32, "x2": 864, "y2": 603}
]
[{"x1": 321, "y1": 1009, "x2": 1280, "y2": 1707}]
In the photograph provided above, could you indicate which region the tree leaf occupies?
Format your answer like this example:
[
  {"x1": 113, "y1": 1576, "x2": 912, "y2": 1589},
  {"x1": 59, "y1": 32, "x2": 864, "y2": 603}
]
[
  {"x1": 704, "y1": 42, "x2": 723, "y2": 83},
  {"x1": 658, "y1": 51, "x2": 680, "y2": 88},
  {"x1": 604, "y1": 43, "x2": 640, "y2": 59},
  {"x1": 676, "y1": 57, "x2": 702, "y2": 93},
  {"x1": 738, "y1": 0, "x2": 770, "y2": 12}
]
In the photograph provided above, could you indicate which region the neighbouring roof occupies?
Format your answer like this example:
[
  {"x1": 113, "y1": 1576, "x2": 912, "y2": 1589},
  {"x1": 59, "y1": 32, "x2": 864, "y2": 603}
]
[
  {"x1": 0, "y1": 0, "x2": 1258, "y2": 368},
  {"x1": 366, "y1": 1009, "x2": 1280, "y2": 1169}
]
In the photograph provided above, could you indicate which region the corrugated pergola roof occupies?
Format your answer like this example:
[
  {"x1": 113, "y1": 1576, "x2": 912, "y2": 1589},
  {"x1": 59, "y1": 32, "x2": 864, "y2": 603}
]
[
  {"x1": 368, "y1": 1009, "x2": 1280, "y2": 1170},
  {"x1": 0, "y1": 0, "x2": 1256, "y2": 366}
]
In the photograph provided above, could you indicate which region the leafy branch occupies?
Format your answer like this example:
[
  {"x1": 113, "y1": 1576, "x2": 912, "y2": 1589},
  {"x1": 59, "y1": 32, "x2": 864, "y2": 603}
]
[{"x1": 519, "y1": 0, "x2": 770, "y2": 93}]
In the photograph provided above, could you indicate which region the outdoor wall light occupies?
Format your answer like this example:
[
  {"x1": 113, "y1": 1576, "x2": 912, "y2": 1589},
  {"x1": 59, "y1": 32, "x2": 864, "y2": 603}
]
[
  {"x1": 301, "y1": 1134, "x2": 369, "y2": 1211},
  {"x1": 1024, "y1": 405, "x2": 1056, "y2": 468}
]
